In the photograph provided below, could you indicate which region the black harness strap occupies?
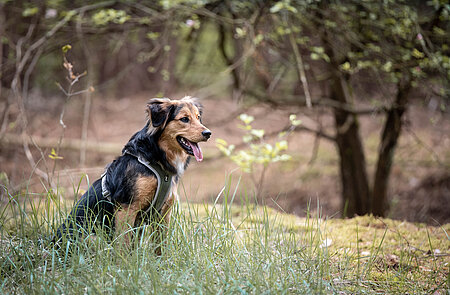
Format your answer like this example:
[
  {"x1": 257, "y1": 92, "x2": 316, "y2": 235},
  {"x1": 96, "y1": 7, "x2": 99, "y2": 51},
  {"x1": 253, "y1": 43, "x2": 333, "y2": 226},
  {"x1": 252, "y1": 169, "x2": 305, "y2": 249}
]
[{"x1": 101, "y1": 151, "x2": 174, "y2": 214}]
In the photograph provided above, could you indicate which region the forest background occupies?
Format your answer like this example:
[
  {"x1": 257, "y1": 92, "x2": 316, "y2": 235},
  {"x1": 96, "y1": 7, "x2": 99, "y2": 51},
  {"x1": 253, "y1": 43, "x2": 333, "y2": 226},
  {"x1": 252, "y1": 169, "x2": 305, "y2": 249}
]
[{"x1": 0, "y1": 0, "x2": 449, "y2": 223}]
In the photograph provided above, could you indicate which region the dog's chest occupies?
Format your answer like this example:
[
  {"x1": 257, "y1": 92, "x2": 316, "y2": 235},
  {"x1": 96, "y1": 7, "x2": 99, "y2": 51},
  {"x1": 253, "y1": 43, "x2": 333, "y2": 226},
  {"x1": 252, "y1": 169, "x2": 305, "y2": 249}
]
[{"x1": 174, "y1": 156, "x2": 186, "y2": 176}]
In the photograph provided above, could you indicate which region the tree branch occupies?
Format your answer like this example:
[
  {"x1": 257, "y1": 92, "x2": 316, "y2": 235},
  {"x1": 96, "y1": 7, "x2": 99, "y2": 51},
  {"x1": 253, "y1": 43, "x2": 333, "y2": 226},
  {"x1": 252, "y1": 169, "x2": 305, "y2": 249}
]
[{"x1": 288, "y1": 28, "x2": 312, "y2": 108}]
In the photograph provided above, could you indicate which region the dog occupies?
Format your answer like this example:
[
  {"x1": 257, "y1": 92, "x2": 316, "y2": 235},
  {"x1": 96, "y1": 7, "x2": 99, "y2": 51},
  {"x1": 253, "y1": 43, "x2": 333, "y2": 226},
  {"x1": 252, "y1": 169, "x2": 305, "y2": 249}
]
[{"x1": 55, "y1": 96, "x2": 211, "y2": 251}]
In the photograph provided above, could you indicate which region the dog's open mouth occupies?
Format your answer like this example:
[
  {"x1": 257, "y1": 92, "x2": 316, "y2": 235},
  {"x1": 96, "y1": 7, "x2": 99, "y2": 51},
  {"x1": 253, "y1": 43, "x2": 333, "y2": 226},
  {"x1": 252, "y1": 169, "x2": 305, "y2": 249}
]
[{"x1": 177, "y1": 136, "x2": 203, "y2": 162}]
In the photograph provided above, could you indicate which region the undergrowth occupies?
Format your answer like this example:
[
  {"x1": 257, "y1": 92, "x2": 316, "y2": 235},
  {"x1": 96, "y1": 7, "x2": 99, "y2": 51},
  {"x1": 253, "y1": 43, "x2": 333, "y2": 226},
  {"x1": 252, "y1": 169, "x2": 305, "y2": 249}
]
[{"x1": 0, "y1": 176, "x2": 449, "y2": 294}]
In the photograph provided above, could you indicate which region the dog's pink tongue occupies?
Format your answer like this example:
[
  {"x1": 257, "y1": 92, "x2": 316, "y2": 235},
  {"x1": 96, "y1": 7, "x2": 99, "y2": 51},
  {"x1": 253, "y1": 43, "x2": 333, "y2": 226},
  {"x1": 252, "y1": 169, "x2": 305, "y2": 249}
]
[{"x1": 188, "y1": 141, "x2": 203, "y2": 162}]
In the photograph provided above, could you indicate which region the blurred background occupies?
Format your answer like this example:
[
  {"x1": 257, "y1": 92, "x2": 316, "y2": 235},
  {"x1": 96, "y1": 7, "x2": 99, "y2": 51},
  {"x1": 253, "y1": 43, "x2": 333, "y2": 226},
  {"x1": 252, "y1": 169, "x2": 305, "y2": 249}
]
[{"x1": 0, "y1": 0, "x2": 448, "y2": 224}]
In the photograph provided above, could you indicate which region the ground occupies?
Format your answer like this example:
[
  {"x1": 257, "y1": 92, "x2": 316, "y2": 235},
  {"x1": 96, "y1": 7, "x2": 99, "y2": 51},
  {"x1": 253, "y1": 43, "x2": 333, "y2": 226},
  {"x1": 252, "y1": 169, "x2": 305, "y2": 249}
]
[{"x1": 0, "y1": 92, "x2": 449, "y2": 224}]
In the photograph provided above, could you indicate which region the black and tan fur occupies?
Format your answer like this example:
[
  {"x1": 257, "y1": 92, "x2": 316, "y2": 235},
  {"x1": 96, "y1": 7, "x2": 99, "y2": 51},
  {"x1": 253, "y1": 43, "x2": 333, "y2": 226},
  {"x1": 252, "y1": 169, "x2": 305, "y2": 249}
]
[{"x1": 55, "y1": 96, "x2": 211, "y2": 251}]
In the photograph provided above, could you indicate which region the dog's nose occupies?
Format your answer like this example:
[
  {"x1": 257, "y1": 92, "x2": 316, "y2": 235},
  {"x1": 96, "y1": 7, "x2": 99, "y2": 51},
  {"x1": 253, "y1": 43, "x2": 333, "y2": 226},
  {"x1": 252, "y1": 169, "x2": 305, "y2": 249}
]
[{"x1": 202, "y1": 129, "x2": 212, "y2": 139}]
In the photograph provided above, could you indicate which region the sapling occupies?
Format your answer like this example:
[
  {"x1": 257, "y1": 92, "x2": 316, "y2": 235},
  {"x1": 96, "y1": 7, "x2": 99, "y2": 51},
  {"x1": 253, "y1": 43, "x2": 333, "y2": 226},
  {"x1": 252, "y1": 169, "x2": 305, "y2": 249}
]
[{"x1": 216, "y1": 113, "x2": 301, "y2": 197}]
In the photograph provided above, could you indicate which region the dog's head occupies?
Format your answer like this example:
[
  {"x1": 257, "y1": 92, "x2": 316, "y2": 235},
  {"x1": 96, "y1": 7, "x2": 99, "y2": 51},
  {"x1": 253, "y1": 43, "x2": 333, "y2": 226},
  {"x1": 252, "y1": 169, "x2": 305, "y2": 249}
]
[{"x1": 147, "y1": 96, "x2": 211, "y2": 162}]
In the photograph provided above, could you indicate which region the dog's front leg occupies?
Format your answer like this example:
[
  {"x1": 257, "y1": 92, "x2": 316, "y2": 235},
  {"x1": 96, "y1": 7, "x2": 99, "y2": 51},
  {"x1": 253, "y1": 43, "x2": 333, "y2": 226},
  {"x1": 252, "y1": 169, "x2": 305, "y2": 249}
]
[
  {"x1": 154, "y1": 188, "x2": 177, "y2": 255},
  {"x1": 114, "y1": 205, "x2": 139, "y2": 249},
  {"x1": 161, "y1": 194, "x2": 176, "y2": 225},
  {"x1": 115, "y1": 176, "x2": 158, "y2": 249}
]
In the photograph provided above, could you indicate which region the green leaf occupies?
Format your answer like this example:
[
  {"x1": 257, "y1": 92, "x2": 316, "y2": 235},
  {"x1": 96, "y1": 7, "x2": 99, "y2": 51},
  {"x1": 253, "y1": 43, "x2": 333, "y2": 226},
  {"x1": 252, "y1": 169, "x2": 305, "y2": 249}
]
[
  {"x1": 49, "y1": 148, "x2": 63, "y2": 160},
  {"x1": 23, "y1": 7, "x2": 39, "y2": 17},
  {"x1": 412, "y1": 48, "x2": 425, "y2": 59},
  {"x1": 243, "y1": 134, "x2": 253, "y2": 143},
  {"x1": 289, "y1": 114, "x2": 302, "y2": 126},
  {"x1": 146, "y1": 32, "x2": 160, "y2": 40},
  {"x1": 235, "y1": 27, "x2": 246, "y2": 38},
  {"x1": 382, "y1": 61, "x2": 392, "y2": 72},
  {"x1": 254, "y1": 34, "x2": 264, "y2": 45},
  {"x1": 312, "y1": 46, "x2": 324, "y2": 54},
  {"x1": 251, "y1": 129, "x2": 265, "y2": 139},
  {"x1": 61, "y1": 44, "x2": 72, "y2": 53},
  {"x1": 433, "y1": 26, "x2": 446, "y2": 36},
  {"x1": 279, "y1": 154, "x2": 292, "y2": 161},
  {"x1": 340, "y1": 62, "x2": 351, "y2": 72},
  {"x1": 239, "y1": 114, "x2": 254, "y2": 125},
  {"x1": 275, "y1": 140, "x2": 288, "y2": 151},
  {"x1": 216, "y1": 138, "x2": 228, "y2": 146},
  {"x1": 270, "y1": 2, "x2": 284, "y2": 13},
  {"x1": 310, "y1": 53, "x2": 320, "y2": 60},
  {"x1": 92, "y1": 9, "x2": 130, "y2": 26}
]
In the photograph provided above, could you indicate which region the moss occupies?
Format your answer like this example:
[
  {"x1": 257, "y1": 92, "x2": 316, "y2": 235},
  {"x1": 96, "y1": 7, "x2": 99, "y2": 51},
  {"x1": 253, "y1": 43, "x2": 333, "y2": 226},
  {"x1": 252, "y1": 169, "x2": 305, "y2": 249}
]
[{"x1": 202, "y1": 205, "x2": 450, "y2": 292}]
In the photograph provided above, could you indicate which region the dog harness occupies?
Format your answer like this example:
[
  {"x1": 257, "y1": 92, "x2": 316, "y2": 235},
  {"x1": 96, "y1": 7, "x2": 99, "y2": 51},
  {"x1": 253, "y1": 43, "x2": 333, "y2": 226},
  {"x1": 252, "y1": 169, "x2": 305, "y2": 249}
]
[{"x1": 101, "y1": 150, "x2": 174, "y2": 214}]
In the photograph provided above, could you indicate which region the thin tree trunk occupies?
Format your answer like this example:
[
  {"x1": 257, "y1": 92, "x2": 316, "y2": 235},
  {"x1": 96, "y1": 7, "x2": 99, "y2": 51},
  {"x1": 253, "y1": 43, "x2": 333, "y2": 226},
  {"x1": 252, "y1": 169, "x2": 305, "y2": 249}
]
[
  {"x1": 372, "y1": 78, "x2": 411, "y2": 216},
  {"x1": 331, "y1": 75, "x2": 372, "y2": 216},
  {"x1": 218, "y1": 22, "x2": 241, "y2": 94},
  {"x1": 77, "y1": 9, "x2": 94, "y2": 166},
  {"x1": 321, "y1": 23, "x2": 371, "y2": 217}
]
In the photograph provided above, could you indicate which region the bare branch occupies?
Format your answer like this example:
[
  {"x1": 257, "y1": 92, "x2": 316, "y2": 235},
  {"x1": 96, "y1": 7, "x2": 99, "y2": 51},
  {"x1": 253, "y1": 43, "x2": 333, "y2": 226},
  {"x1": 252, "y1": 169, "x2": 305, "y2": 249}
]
[
  {"x1": 314, "y1": 98, "x2": 387, "y2": 115},
  {"x1": 55, "y1": 82, "x2": 68, "y2": 96},
  {"x1": 22, "y1": 134, "x2": 49, "y2": 182},
  {"x1": 288, "y1": 30, "x2": 312, "y2": 108},
  {"x1": 22, "y1": 46, "x2": 44, "y2": 101}
]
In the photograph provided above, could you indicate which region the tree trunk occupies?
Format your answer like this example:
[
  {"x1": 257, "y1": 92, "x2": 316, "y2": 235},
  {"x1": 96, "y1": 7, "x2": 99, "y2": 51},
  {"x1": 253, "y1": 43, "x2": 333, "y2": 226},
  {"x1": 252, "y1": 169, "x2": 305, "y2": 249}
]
[
  {"x1": 330, "y1": 75, "x2": 372, "y2": 217},
  {"x1": 372, "y1": 78, "x2": 411, "y2": 216},
  {"x1": 321, "y1": 21, "x2": 372, "y2": 217}
]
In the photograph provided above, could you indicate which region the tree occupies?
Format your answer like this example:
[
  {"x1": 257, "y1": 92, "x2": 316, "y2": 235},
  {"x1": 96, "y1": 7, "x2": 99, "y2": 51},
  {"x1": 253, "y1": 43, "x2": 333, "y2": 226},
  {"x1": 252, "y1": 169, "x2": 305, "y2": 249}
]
[{"x1": 193, "y1": 0, "x2": 449, "y2": 216}]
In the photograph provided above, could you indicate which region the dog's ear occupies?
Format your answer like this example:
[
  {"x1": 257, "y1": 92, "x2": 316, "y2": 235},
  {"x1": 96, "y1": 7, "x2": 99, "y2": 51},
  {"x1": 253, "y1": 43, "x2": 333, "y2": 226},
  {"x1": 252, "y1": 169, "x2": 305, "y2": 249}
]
[
  {"x1": 146, "y1": 98, "x2": 173, "y2": 134},
  {"x1": 181, "y1": 96, "x2": 203, "y2": 116}
]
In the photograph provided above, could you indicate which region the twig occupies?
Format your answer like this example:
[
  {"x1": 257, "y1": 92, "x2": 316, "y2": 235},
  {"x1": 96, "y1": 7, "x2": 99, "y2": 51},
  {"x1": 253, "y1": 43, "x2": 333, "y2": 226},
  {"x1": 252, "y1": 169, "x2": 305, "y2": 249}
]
[
  {"x1": 22, "y1": 46, "x2": 44, "y2": 103},
  {"x1": 22, "y1": 133, "x2": 49, "y2": 182},
  {"x1": 183, "y1": 5, "x2": 247, "y2": 26},
  {"x1": 315, "y1": 98, "x2": 387, "y2": 115},
  {"x1": 52, "y1": 53, "x2": 89, "y2": 178},
  {"x1": 11, "y1": 25, "x2": 53, "y2": 187},
  {"x1": 243, "y1": 88, "x2": 387, "y2": 116},
  {"x1": 289, "y1": 31, "x2": 312, "y2": 108},
  {"x1": 76, "y1": 9, "x2": 94, "y2": 166},
  {"x1": 308, "y1": 131, "x2": 321, "y2": 165},
  {"x1": 268, "y1": 65, "x2": 287, "y2": 94}
]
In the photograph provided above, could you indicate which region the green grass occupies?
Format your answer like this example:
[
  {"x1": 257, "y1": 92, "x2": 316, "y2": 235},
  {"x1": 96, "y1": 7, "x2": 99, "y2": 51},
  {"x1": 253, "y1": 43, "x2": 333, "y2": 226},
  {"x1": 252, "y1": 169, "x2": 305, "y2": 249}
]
[{"x1": 0, "y1": 178, "x2": 449, "y2": 294}]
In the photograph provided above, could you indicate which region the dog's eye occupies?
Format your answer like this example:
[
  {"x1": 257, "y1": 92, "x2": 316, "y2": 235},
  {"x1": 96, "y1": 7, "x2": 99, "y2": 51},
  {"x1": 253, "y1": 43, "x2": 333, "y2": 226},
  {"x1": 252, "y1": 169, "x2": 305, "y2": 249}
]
[{"x1": 180, "y1": 117, "x2": 190, "y2": 123}]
